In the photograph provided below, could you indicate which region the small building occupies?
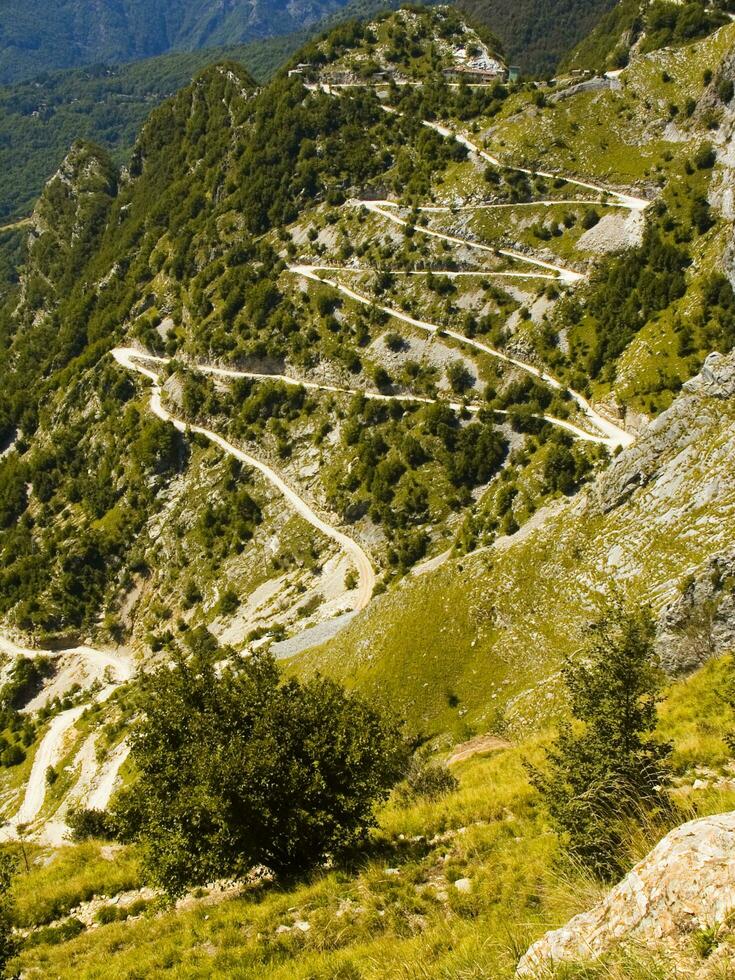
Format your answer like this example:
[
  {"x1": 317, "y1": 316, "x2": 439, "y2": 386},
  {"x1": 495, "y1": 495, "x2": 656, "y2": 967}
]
[
  {"x1": 508, "y1": 65, "x2": 521, "y2": 83},
  {"x1": 442, "y1": 64, "x2": 507, "y2": 84},
  {"x1": 288, "y1": 63, "x2": 314, "y2": 78}
]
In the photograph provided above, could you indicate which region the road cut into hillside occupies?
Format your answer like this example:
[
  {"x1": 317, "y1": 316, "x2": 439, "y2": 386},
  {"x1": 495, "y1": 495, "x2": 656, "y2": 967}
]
[
  {"x1": 359, "y1": 200, "x2": 585, "y2": 283},
  {"x1": 288, "y1": 268, "x2": 634, "y2": 448},
  {"x1": 112, "y1": 347, "x2": 376, "y2": 612}
]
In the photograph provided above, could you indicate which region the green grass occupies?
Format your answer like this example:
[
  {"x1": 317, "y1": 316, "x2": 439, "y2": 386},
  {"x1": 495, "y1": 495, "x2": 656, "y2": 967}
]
[
  {"x1": 10, "y1": 841, "x2": 143, "y2": 928},
  {"x1": 12, "y1": 653, "x2": 735, "y2": 977}
]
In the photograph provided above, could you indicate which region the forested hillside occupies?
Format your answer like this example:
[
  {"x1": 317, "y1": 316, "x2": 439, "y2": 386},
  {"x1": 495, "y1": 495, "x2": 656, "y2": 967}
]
[
  {"x1": 0, "y1": 5, "x2": 734, "y2": 976},
  {"x1": 566, "y1": 0, "x2": 735, "y2": 71},
  {"x1": 0, "y1": 0, "x2": 416, "y2": 222},
  {"x1": 454, "y1": 0, "x2": 617, "y2": 74},
  {"x1": 0, "y1": 0, "x2": 350, "y2": 83},
  {"x1": 0, "y1": 39, "x2": 301, "y2": 223}
]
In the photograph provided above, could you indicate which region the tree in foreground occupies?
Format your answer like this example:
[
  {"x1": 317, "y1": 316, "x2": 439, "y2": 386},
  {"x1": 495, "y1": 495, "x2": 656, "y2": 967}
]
[
  {"x1": 118, "y1": 630, "x2": 408, "y2": 895},
  {"x1": 0, "y1": 851, "x2": 17, "y2": 976},
  {"x1": 530, "y1": 600, "x2": 672, "y2": 879}
]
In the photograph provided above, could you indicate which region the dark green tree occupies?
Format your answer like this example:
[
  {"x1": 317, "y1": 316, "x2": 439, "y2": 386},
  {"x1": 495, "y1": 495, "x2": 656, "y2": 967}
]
[
  {"x1": 530, "y1": 602, "x2": 672, "y2": 878},
  {"x1": 0, "y1": 851, "x2": 17, "y2": 975},
  {"x1": 121, "y1": 632, "x2": 408, "y2": 894}
]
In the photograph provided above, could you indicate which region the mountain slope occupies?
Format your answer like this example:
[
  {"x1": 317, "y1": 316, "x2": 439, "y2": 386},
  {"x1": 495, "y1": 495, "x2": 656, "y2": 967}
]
[
  {"x1": 454, "y1": 0, "x2": 618, "y2": 74},
  {"x1": 0, "y1": 0, "x2": 352, "y2": 83},
  {"x1": 0, "y1": 38, "x2": 307, "y2": 224},
  {"x1": 0, "y1": 6, "x2": 734, "y2": 973},
  {"x1": 566, "y1": 0, "x2": 734, "y2": 72}
]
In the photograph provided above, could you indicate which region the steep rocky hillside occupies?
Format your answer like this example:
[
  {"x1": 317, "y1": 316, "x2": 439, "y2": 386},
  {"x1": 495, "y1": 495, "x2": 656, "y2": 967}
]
[
  {"x1": 0, "y1": 4, "x2": 733, "y2": 975},
  {"x1": 566, "y1": 0, "x2": 735, "y2": 72}
]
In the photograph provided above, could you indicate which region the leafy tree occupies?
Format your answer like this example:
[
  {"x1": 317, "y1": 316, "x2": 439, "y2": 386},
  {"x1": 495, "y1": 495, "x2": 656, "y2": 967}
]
[
  {"x1": 691, "y1": 195, "x2": 714, "y2": 234},
  {"x1": 0, "y1": 851, "x2": 17, "y2": 974},
  {"x1": 122, "y1": 632, "x2": 408, "y2": 894},
  {"x1": 445, "y1": 360, "x2": 474, "y2": 394},
  {"x1": 530, "y1": 602, "x2": 672, "y2": 878},
  {"x1": 581, "y1": 208, "x2": 600, "y2": 230}
]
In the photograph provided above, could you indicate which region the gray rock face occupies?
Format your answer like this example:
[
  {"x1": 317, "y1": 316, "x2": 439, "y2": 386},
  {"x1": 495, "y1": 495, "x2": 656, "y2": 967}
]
[
  {"x1": 656, "y1": 547, "x2": 735, "y2": 673},
  {"x1": 591, "y1": 351, "x2": 735, "y2": 516},
  {"x1": 683, "y1": 351, "x2": 735, "y2": 399},
  {"x1": 516, "y1": 811, "x2": 735, "y2": 976}
]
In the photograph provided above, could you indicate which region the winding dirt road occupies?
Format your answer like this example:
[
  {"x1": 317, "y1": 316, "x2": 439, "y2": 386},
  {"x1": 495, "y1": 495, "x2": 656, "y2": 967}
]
[
  {"x1": 0, "y1": 682, "x2": 120, "y2": 841},
  {"x1": 0, "y1": 636, "x2": 134, "y2": 685},
  {"x1": 112, "y1": 347, "x2": 376, "y2": 611},
  {"x1": 0, "y1": 637, "x2": 133, "y2": 838},
  {"x1": 420, "y1": 120, "x2": 650, "y2": 211},
  {"x1": 359, "y1": 200, "x2": 584, "y2": 283},
  {"x1": 288, "y1": 267, "x2": 633, "y2": 448}
]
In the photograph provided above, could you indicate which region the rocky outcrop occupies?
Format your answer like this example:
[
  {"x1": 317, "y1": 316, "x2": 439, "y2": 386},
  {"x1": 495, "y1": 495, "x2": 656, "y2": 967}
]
[
  {"x1": 14, "y1": 141, "x2": 117, "y2": 329},
  {"x1": 656, "y1": 546, "x2": 735, "y2": 672},
  {"x1": 591, "y1": 352, "x2": 735, "y2": 515},
  {"x1": 516, "y1": 811, "x2": 735, "y2": 976}
]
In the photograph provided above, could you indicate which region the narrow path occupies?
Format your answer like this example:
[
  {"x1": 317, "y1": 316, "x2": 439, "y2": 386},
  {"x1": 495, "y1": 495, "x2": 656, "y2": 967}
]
[
  {"x1": 308, "y1": 82, "x2": 649, "y2": 210},
  {"x1": 294, "y1": 263, "x2": 558, "y2": 281},
  {"x1": 358, "y1": 200, "x2": 585, "y2": 283},
  {"x1": 114, "y1": 347, "x2": 472, "y2": 411},
  {"x1": 12, "y1": 706, "x2": 85, "y2": 828},
  {"x1": 0, "y1": 635, "x2": 134, "y2": 684},
  {"x1": 288, "y1": 267, "x2": 633, "y2": 448},
  {"x1": 421, "y1": 120, "x2": 649, "y2": 211},
  {"x1": 0, "y1": 683, "x2": 119, "y2": 840},
  {"x1": 0, "y1": 217, "x2": 31, "y2": 234},
  {"x1": 111, "y1": 348, "x2": 376, "y2": 611},
  {"x1": 119, "y1": 347, "x2": 615, "y2": 447},
  {"x1": 86, "y1": 741, "x2": 131, "y2": 811},
  {"x1": 369, "y1": 200, "x2": 634, "y2": 212}
]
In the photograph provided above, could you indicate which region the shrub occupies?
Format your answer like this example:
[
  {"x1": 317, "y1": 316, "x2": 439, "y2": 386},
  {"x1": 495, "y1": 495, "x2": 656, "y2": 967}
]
[
  {"x1": 24, "y1": 916, "x2": 85, "y2": 948},
  {"x1": 216, "y1": 589, "x2": 239, "y2": 617},
  {"x1": 445, "y1": 360, "x2": 474, "y2": 394},
  {"x1": 1, "y1": 745, "x2": 24, "y2": 767},
  {"x1": 66, "y1": 806, "x2": 116, "y2": 842},
  {"x1": 123, "y1": 634, "x2": 409, "y2": 895},
  {"x1": 402, "y1": 758, "x2": 459, "y2": 801},
  {"x1": 717, "y1": 78, "x2": 734, "y2": 104},
  {"x1": 694, "y1": 143, "x2": 716, "y2": 170},
  {"x1": 529, "y1": 602, "x2": 672, "y2": 880},
  {"x1": 95, "y1": 904, "x2": 124, "y2": 925},
  {"x1": 581, "y1": 208, "x2": 600, "y2": 230}
]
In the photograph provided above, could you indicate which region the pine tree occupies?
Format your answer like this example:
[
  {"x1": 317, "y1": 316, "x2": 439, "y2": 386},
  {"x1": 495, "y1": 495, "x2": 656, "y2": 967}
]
[{"x1": 530, "y1": 601, "x2": 672, "y2": 878}]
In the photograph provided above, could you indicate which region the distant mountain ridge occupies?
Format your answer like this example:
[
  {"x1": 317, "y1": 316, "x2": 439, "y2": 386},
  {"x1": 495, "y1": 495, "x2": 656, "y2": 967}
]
[
  {"x1": 0, "y1": 0, "x2": 636, "y2": 84},
  {"x1": 0, "y1": 0, "x2": 354, "y2": 83},
  {"x1": 453, "y1": 0, "x2": 618, "y2": 74}
]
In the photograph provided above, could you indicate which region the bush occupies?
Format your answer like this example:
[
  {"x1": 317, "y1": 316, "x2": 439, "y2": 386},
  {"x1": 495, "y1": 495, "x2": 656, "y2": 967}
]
[
  {"x1": 717, "y1": 78, "x2": 734, "y2": 104},
  {"x1": 402, "y1": 758, "x2": 459, "y2": 801},
  {"x1": 581, "y1": 208, "x2": 600, "y2": 230},
  {"x1": 694, "y1": 143, "x2": 716, "y2": 170},
  {"x1": 66, "y1": 806, "x2": 116, "y2": 842},
  {"x1": 24, "y1": 916, "x2": 84, "y2": 948},
  {"x1": 445, "y1": 360, "x2": 474, "y2": 394},
  {"x1": 124, "y1": 634, "x2": 409, "y2": 895},
  {"x1": 95, "y1": 904, "x2": 124, "y2": 925},
  {"x1": 384, "y1": 331, "x2": 405, "y2": 352},
  {"x1": 1, "y1": 745, "x2": 24, "y2": 768},
  {"x1": 216, "y1": 589, "x2": 240, "y2": 617}
]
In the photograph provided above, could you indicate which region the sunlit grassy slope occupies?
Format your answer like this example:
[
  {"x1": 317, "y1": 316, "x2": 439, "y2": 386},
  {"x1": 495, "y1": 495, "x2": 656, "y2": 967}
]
[{"x1": 12, "y1": 654, "x2": 735, "y2": 978}]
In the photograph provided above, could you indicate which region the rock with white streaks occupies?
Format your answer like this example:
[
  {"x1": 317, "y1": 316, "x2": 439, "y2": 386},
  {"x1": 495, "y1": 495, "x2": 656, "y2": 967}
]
[{"x1": 516, "y1": 811, "x2": 735, "y2": 976}]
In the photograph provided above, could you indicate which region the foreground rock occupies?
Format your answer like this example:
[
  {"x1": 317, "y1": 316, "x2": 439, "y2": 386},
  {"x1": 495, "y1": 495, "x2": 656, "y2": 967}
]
[{"x1": 516, "y1": 811, "x2": 735, "y2": 976}]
